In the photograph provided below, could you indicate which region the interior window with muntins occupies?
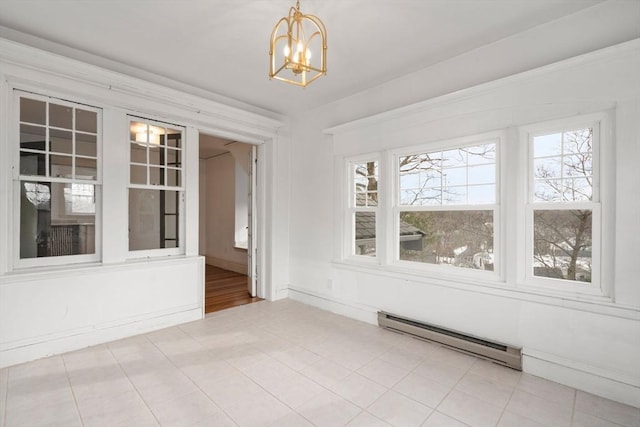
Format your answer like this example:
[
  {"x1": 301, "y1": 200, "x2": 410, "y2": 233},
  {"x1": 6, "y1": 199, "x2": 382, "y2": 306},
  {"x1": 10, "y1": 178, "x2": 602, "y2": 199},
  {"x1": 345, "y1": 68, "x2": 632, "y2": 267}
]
[
  {"x1": 17, "y1": 92, "x2": 100, "y2": 262},
  {"x1": 128, "y1": 119, "x2": 184, "y2": 252}
]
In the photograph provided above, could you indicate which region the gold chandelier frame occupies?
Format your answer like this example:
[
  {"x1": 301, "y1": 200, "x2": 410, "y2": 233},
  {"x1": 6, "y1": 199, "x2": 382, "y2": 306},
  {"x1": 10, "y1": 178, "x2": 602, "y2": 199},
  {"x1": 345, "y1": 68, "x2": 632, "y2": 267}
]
[{"x1": 269, "y1": 0, "x2": 327, "y2": 87}]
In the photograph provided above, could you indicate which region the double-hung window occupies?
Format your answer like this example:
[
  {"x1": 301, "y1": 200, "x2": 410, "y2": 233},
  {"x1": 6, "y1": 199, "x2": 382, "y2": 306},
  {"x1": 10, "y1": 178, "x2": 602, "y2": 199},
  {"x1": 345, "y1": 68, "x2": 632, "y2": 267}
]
[
  {"x1": 525, "y1": 118, "x2": 600, "y2": 290},
  {"x1": 128, "y1": 118, "x2": 184, "y2": 256},
  {"x1": 395, "y1": 138, "x2": 498, "y2": 274},
  {"x1": 348, "y1": 158, "x2": 379, "y2": 258},
  {"x1": 15, "y1": 91, "x2": 101, "y2": 267}
]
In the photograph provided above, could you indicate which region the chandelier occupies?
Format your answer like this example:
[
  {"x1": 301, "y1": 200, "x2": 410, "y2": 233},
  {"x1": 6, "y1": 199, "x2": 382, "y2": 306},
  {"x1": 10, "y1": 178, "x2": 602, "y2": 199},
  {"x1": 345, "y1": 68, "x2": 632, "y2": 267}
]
[{"x1": 269, "y1": 0, "x2": 327, "y2": 87}]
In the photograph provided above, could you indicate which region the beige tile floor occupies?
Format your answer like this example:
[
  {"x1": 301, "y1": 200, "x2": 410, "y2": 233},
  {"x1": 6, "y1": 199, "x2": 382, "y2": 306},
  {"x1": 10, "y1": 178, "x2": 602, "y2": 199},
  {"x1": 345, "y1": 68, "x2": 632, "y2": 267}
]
[{"x1": 1, "y1": 299, "x2": 638, "y2": 427}]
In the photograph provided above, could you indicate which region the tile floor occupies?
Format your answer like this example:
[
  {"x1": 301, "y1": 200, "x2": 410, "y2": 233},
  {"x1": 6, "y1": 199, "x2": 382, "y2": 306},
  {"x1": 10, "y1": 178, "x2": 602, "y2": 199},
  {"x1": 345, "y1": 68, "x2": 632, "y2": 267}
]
[{"x1": 1, "y1": 299, "x2": 638, "y2": 427}]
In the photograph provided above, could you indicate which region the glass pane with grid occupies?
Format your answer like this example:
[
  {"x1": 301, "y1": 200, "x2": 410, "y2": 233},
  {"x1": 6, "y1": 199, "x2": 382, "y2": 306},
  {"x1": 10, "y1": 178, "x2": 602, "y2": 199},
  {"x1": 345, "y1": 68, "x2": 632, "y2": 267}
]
[
  {"x1": 399, "y1": 143, "x2": 496, "y2": 206},
  {"x1": 354, "y1": 161, "x2": 378, "y2": 207},
  {"x1": 19, "y1": 97, "x2": 98, "y2": 181},
  {"x1": 17, "y1": 94, "x2": 100, "y2": 262},
  {"x1": 129, "y1": 121, "x2": 183, "y2": 188},
  {"x1": 532, "y1": 128, "x2": 593, "y2": 202}
]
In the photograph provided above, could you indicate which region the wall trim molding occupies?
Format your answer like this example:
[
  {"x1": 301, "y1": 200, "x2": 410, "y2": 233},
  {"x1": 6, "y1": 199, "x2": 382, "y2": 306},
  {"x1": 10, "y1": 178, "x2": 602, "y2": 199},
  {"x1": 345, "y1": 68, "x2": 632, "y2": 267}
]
[{"x1": 0, "y1": 307, "x2": 202, "y2": 369}]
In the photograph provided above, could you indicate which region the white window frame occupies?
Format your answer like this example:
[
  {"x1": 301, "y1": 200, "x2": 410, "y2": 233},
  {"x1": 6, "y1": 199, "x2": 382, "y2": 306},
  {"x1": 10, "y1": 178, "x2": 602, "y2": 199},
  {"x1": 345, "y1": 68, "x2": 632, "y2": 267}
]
[
  {"x1": 345, "y1": 154, "x2": 381, "y2": 263},
  {"x1": 12, "y1": 90, "x2": 102, "y2": 269},
  {"x1": 520, "y1": 113, "x2": 607, "y2": 296},
  {"x1": 127, "y1": 116, "x2": 185, "y2": 258},
  {"x1": 390, "y1": 132, "x2": 503, "y2": 281}
]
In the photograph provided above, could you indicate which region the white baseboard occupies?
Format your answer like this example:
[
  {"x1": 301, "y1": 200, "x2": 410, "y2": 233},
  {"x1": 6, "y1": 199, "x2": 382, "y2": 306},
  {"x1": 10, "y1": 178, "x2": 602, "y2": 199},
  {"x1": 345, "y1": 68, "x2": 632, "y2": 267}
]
[
  {"x1": 288, "y1": 286, "x2": 378, "y2": 325},
  {"x1": 523, "y1": 350, "x2": 640, "y2": 408},
  {"x1": 0, "y1": 307, "x2": 202, "y2": 369},
  {"x1": 205, "y1": 256, "x2": 248, "y2": 275}
]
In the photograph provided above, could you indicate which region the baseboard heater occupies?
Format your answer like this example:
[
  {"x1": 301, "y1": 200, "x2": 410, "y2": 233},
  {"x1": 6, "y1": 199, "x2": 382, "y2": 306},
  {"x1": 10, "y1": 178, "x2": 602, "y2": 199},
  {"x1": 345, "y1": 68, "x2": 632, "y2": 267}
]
[{"x1": 378, "y1": 311, "x2": 522, "y2": 370}]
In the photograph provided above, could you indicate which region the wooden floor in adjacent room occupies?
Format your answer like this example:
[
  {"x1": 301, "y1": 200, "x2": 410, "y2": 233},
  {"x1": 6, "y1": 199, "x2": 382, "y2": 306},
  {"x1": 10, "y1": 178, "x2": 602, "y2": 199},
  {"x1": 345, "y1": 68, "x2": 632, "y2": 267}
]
[{"x1": 205, "y1": 265, "x2": 262, "y2": 314}]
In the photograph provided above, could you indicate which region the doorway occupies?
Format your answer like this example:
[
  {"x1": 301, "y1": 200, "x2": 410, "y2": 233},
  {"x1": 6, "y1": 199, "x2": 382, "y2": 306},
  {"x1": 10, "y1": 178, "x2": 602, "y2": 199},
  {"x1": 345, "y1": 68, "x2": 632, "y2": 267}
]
[{"x1": 199, "y1": 133, "x2": 261, "y2": 313}]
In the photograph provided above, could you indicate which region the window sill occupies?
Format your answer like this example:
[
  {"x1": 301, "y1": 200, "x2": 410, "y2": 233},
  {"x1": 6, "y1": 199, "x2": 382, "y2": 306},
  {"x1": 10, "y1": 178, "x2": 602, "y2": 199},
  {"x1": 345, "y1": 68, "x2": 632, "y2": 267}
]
[{"x1": 331, "y1": 259, "x2": 638, "y2": 320}]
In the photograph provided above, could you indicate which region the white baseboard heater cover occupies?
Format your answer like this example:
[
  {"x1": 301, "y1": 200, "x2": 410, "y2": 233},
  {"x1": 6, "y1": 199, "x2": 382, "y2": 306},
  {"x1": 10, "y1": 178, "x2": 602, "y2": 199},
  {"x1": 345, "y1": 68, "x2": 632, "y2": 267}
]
[{"x1": 378, "y1": 311, "x2": 522, "y2": 370}]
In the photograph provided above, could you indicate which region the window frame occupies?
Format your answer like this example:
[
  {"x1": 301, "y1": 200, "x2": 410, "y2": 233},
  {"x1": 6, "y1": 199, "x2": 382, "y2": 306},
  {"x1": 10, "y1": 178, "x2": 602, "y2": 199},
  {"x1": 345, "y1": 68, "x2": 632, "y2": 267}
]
[
  {"x1": 520, "y1": 113, "x2": 605, "y2": 295},
  {"x1": 127, "y1": 116, "x2": 185, "y2": 258},
  {"x1": 390, "y1": 132, "x2": 503, "y2": 281},
  {"x1": 12, "y1": 90, "x2": 102, "y2": 269},
  {"x1": 345, "y1": 154, "x2": 381, "y2": 263}
]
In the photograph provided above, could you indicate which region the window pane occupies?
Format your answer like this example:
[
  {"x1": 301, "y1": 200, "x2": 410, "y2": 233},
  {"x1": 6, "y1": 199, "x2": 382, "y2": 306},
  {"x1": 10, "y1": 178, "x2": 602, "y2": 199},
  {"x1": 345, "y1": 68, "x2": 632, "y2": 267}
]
[
  {"x1": 20, "y1": 181, "x2": 96, "y2": 258},
  {"x1": 150, "y1": 167, "x2": 162, "y2": 185},
  {"x1": 50, "y1": 129, "x2": 73, "y2": 155},
  {"x1": 76, "y1": 109, "x2": 97, "y2": 133},
  {"x1": 443, "y1": 186, "x2": 467, "y2": 204},
  {"x1": 443, "y1": 167, "x2": 465, "y2": 187},
  {"x1": 130, "y1": 143, "x2": 147, "y2": 164},
  {"x1": 467, "y1": 184, "x2": 495, "y2": 204},
  {"x1": 399, "y1": 210, "x2": 494, "y2": 271},
  {"x1": 534, "y1": 179, "x2": 563, "y2": 202},
  {"x1": 50, "y1": 155, "x2": 72, "y2": 178},
  {"x1": 20, "y1": 124, "x2": 46, "y2": 150},
  {"x1": 20, "y1": 98, "x2": 46, "y2": 125},
  {"x1": 130, "y1": 165, "x2": 146, "y2": 185},
  {"x1": 149, "y1": 147, "x2": 162, "y2": 167},
  {"x1": 77, "y1": 133, "x2": 97, "y2": 157},
  {"x1": 129, "y1": 189, "x2": 180, "y2": 251},
  {"x1": 75, "y1": 158, "x2": 97, "y2": 180},
  {"x1": 166, "y1": 148, "x2": 180, "y2": 167},
  {"x1": 355, "y1": 212, "x2": 376, "y2": 257},
  {"x1": 20, "y1": 152, "x2": 45, "y2": 176},
  {"x1": 534, "y1": 157, "x2": 561, "y2": 179},
  {"x1": 166, "y1": 129, "x2": 182, "y2": 148},
  {"x1": 442, "y1": 149, "x2": 466, "y2": 168},
  {"x1": 563, "y1": 178, "x2": 592, "y2": 202},
  {"x1": 467, "y1": 144, "x2": 496, "y2": 165},
  {"x1": 533, "y1": 133, "x2": 562, "y2": 157},
  {"x1": 167, "y1": 168, "x2": 181, "y2": 187},
  {"x1": 533, "y1": 209, "x2": 592, "y2": 283},
  {"x1": 49, "y1": 103, "x2": 73, "y2": 129}
]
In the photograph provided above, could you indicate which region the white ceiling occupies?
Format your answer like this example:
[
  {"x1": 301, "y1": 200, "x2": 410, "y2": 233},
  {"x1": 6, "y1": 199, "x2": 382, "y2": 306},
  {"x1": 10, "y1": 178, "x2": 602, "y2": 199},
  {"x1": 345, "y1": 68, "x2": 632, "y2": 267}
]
[{"x1": 0, "y1": 0, "x2": 605, "y2": 116}]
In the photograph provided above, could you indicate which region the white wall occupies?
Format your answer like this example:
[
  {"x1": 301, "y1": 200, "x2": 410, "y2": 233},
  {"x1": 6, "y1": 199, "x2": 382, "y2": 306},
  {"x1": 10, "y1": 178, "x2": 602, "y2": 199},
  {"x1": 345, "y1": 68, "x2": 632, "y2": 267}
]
[
  {"x1": 204, "y1": 153, "x2": 249, "y2": 274},
  {"x1": 286, "y1": 2, "x2": 640, "y2": 408}
]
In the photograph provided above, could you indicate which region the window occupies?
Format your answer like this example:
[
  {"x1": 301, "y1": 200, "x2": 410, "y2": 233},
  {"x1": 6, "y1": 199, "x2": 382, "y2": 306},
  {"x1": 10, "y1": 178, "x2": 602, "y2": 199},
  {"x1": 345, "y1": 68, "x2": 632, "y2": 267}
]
[
  {"x1": 128, "y1": 118, "x2": 184, "y2": 255},
  {"x1": 395, "y1": 141, "x2": 498, "y2": 272},
  {"x1": 527, "y1": 121, "x2": 599, "y2": 286},
  {"x1": 16, "y1": 92, "x2": 100, "y2": 265},
  {"x1": 349, "y1": 159, "x2": 378, "y2": 257}
]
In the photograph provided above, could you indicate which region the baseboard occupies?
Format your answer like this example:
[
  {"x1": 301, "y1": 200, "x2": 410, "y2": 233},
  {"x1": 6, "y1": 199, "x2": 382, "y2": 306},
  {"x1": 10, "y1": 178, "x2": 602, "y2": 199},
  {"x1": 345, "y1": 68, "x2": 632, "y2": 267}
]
[
  {"x1": 523, "y1": 349, "x2": 640, "y2": 408},
  {"x1": 0, "y1": 307, "x2": 203, "y2": 369},
  {"x1": 288, "y1": 286, "x2": 378, "y2": 325},
  {"x1": 205, "y1": 256, "x2": 248, "y2": 275}
]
